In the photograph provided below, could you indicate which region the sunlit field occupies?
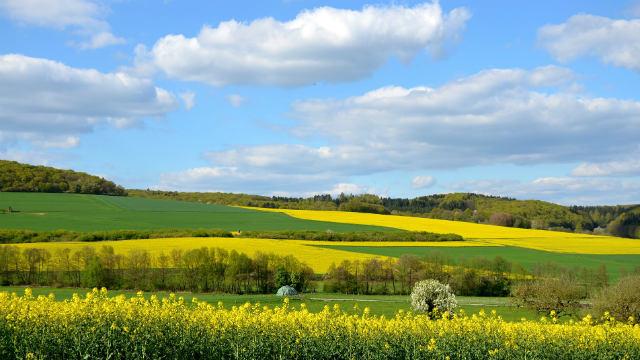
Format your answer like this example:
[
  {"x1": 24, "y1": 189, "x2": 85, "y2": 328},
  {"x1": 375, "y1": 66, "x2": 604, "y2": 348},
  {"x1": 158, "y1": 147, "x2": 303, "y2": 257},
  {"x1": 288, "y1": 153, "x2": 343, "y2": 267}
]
[
  {"x1": 250, "y1": 208, "x2": 640, "y2": 254},
  {"x1": 0, "y1": 288, "x2": 637, "y2": 360}
]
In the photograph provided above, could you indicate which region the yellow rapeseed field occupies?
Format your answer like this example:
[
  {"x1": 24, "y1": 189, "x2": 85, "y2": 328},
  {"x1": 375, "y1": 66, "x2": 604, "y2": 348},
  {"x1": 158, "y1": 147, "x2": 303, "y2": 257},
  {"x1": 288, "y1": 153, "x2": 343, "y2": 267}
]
[
  {"x1": 8, "y1": 237, "x2": 386, "y2": 273},
  {"x1": 247, "y1": 208, "x2": 640, "y2": 254},
  {"x1": 0, "y1": 288, "x2": 638, "y2": 359}
]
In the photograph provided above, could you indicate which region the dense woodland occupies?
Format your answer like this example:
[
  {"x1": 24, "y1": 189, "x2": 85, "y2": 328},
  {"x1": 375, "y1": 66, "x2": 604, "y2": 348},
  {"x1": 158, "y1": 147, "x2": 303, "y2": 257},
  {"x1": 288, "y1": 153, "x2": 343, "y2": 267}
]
[{"x1": 0, "y1": 160, "x2": 126, "y2": 196}]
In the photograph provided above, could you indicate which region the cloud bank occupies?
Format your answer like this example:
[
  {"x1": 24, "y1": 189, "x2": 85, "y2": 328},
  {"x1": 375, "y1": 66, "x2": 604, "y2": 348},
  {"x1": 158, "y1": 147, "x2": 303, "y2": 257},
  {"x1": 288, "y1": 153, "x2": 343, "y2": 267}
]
[{"x1": 0, "y1": 54, "x2": 178, "y2": 149}]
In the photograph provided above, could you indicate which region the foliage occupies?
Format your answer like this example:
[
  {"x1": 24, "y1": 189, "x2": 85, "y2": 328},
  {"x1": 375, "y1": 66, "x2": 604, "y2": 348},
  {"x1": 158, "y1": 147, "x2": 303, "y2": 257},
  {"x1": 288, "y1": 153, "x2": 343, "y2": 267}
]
[
  {"x1": 511, "y1": 277, "x2": 586, "y2": 317},
  {"x1": 591, "y1": 275, "x2": 640, "y2": 322},
  {"x1": 0, "y1": 288, "x2": 639, "y2": 359},
  {"x1": 410, "y1": 279, "x2": 457, "y2": 316},
  {"x1": 0, "y1": 160, "x2": 126, "y2": 196},
  {"x1": 0, "y1": 245, "x2": 314, "y2": 293},
  {"x1": 0, "y1": 228, "x2": 232, "y2": 244}
]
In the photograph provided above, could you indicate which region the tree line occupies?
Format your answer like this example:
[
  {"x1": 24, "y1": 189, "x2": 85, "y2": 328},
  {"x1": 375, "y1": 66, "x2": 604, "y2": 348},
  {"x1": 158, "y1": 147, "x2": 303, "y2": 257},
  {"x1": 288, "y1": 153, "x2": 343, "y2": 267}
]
[
  {"x1": 0, "y1": 160, "x2": 126, "y2": 196},
  {"x1": 0, "y1": 245, "x2": 314, "y2": 294},
  {"x1": 322, "y1": 250, "x2": 636, "y2": 297},
  {"x1": 0, "y1": 228, "x2": 463, "y2": 244}
]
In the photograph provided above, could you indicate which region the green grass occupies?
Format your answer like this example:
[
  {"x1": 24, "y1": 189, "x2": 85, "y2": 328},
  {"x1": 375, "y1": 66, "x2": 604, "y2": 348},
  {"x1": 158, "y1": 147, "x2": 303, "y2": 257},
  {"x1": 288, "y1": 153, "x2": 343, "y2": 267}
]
[
  {"x1": 316, "y1": 245, "x2": 640, "y2": 280},
  {"x1": 0, "y1": 192, "x2": 396, "y2": 233},
  {"x1": 0, "y1": 286, "x2": 538, "y2": 321}
]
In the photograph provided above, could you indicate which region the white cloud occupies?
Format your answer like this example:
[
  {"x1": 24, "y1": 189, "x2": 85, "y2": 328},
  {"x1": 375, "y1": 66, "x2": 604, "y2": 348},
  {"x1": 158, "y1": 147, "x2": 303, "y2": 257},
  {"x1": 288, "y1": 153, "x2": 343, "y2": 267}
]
[
  {"x1": 444, "y1": 177, "x2": 640, "y2": 205},
  {"x1": 571, "y1": 159, "x2": 640, "y2": 177},
  {"x1": 80, "y1": 31, "x2": 125, "y2": 50},
  {"x1": 286, "y1": 66, "x2": 639, "y2": 168},
  {"x1": 179, "y1": 91, "x2": 196, "y2": 111},
  {"x1": 150, "y1": 2, "x2": 470, "y2": 87},
  {"x1": 226, "y1": 94, "x2": 247, "y2": 107},
  {"x1": 0, "y1": 149, "x2": 66, "y2": 165},
  {"x1": 185, "y1": 65, "x2": 640, "y2": 196},
  {"x1": 538, "y1": 14, "x2": 640, "y2": 71},
  {"x1": 0, "y1": 0, "x2": 123, "y2": 49},
  {"x1": 155, "y1": 166, "x2": 338, "y2": 194},
  {"x1": 0, "y1": 54, "x2": 178, "y2": 149},
  {"x1": 411, "y1": 175, "x2": 436, "y2": 189}
]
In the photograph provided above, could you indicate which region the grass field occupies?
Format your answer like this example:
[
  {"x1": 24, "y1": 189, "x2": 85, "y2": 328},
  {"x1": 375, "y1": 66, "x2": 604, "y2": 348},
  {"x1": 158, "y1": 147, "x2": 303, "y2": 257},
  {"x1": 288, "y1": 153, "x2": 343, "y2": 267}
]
[
  {"x1": 0, "y1": 192, "x2": 395, "y2": 233},
  {"x1": 0, "y1": 286, "x2": 538, "y2": 321},
  {"x1": 317, "y1": 245, "x2": 640, "y2": 280}
]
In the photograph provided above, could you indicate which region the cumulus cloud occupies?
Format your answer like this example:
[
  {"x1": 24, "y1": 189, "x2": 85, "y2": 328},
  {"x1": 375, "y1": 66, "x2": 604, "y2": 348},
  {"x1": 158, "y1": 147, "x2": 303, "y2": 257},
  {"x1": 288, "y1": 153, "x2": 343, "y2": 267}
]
[
  {"x1": 226, "y1": 94, "x2": 248, "y2": 107},
  {"x1": 444, "y1": 177, "x2": 640, "y2": 205},
  {"x1": 571, "y1": 159, "x2": 640, "y2": 177},
  {"x1": 0, "y1": 0, "x2": 124, "y2": 49},
  {"x1": 0, "y1": 54, "x2": 178, "y2": 149},
  {"x1": 150, "y1": 2, "x2": 470, "y2": 87},
  {"x1": 285, "y1": 66, "x2": 640, "y2": 169},
  {"x1": 165, "y1": 66, "x2": 640, "y2": 197},
  {"x1": 411, "y1": 175, "x2": 436, "y2": 189},
  {"x1": 538, "y1": 14, "x2": 640, "y2": 71}
]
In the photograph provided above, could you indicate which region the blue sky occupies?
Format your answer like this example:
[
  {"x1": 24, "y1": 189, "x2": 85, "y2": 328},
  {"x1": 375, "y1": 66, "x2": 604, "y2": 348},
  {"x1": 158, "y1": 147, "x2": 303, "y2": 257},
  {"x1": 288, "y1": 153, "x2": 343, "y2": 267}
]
[{"x1": 1, "y1": 0, "x2": 640, "y2": 205}]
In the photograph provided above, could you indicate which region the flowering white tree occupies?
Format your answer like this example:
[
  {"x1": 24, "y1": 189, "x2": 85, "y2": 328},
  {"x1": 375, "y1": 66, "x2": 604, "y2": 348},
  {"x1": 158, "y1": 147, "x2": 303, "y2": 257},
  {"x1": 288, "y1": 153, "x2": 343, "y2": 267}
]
[{"x1": 410, "y1": 279, "x2": 457, "y2": 316}]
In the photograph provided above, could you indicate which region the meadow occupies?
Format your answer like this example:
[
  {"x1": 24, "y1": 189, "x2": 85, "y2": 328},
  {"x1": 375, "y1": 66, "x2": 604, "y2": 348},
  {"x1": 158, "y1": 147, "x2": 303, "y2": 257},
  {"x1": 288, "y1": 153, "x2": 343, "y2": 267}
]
[
  {"x1": 0, "y1": 288, "x2": 637, "y2": 360},
  {"x1": 317, "y1": 245, "x2": 640, "y2": 280},
  {"x1": 0, "y1": 192, "x2": 394, "y2": 233}
]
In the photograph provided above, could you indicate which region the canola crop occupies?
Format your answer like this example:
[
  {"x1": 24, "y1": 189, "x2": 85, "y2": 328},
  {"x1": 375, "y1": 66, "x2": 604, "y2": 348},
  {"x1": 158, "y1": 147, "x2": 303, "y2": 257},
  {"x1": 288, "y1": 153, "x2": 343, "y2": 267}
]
[
  {"x1": 0, "y1": 288, "x2": 638, "y2": 360},
  {"x1": 251, "y1": 208, "x2": 640, "y2": 254},
  {"x1": 8, "y1": 237, "x2": 386, "y2": 273}
]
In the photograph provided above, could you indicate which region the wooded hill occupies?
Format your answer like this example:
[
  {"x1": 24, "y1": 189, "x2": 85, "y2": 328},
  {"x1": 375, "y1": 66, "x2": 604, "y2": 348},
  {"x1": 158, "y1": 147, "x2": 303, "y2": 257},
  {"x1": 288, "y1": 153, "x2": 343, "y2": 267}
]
[{"x1": 0, "y1": 160, "x2": 126, "y2": 196}]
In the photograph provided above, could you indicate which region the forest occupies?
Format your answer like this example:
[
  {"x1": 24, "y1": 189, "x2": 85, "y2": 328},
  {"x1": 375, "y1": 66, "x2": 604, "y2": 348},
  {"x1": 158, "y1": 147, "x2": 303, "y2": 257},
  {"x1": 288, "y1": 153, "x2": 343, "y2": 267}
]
[{"x1": 0, "y1": 160, "x2": 126, "y2": 196}]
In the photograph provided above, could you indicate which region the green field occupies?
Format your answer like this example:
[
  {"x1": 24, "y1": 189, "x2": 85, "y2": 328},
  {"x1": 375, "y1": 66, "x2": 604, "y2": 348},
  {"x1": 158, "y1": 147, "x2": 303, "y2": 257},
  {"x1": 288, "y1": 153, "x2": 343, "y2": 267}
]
[
  {"x1": 318, "y1": 245, "x2": 640, "y2": 280},
  {"x1": 0, "y1": 192, "x2": 395, "y2": 232},
  {"x1": 0, "y1": 286, "x2": 538, "y2": 321}
]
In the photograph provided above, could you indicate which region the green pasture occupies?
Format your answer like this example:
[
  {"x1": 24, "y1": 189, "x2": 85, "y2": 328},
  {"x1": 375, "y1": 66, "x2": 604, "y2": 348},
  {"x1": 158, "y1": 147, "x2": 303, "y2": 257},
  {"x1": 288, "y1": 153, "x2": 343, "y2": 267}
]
[
  {"x1": 0, "y1": 286, "x2": 539, "y2": 321},
  {"x1": 0, "y1": 192, "x2": 395, "y2": 233},
  {"x1": 317, "y1": 245, "x2": 640, "y2": 280}
]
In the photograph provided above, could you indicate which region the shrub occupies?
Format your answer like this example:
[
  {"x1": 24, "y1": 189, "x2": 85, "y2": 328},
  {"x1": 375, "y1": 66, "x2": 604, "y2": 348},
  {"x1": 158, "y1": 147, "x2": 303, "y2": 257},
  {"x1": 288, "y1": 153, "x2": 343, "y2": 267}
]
[
  {"x1": 511, "y1": 277, "x2": 584, "y2": 317},
  {"x1": 410, "y1": 279, "x2": 457, "y2": 316},
  {"x1": 590, "y1": 275, "x2": 640, "y2": 322}
]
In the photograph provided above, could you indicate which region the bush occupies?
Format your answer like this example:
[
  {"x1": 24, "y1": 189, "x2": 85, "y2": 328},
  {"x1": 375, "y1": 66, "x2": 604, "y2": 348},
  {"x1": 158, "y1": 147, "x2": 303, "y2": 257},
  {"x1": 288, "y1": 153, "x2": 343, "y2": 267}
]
[
  {"x1": 590, "y1": 275, "x2": 640, "y2": 322},
  {"x1": 511, "y1": 277, "x2": 584, "y2": 317},
  {"x1": 410, "y1": 279, "x2": 457, "y2": 316}
]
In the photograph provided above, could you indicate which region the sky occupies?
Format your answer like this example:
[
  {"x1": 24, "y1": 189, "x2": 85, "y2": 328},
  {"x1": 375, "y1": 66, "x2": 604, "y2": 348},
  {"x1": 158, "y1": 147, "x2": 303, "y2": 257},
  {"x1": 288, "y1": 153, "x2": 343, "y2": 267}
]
[{"x1": 1, "y1": 0, "x2": 640, "y2": 205}]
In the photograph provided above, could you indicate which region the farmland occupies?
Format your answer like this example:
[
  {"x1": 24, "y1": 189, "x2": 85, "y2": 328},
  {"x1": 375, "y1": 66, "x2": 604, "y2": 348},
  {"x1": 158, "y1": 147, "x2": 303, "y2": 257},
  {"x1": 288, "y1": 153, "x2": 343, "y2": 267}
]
[
  {"x1": 251, "y1": 208, "x2": 640, "y2": 254},
  {"x1": 0, "y1": 192, "x2": 394, "y2": 233},
  {"x1": 0, "y1": 288, "x2": 638, "y2": 360}
]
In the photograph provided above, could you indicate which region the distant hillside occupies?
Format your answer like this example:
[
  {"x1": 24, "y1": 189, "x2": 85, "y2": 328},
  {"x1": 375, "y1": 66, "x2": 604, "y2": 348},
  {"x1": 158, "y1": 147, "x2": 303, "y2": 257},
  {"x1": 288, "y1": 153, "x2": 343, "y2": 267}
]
[
  {"x1": 0, "y1": 160, "x2": 126, "y2": 196},
  {"x1": 129, "y1": 190, "x2": 640, "y2": 238}
]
